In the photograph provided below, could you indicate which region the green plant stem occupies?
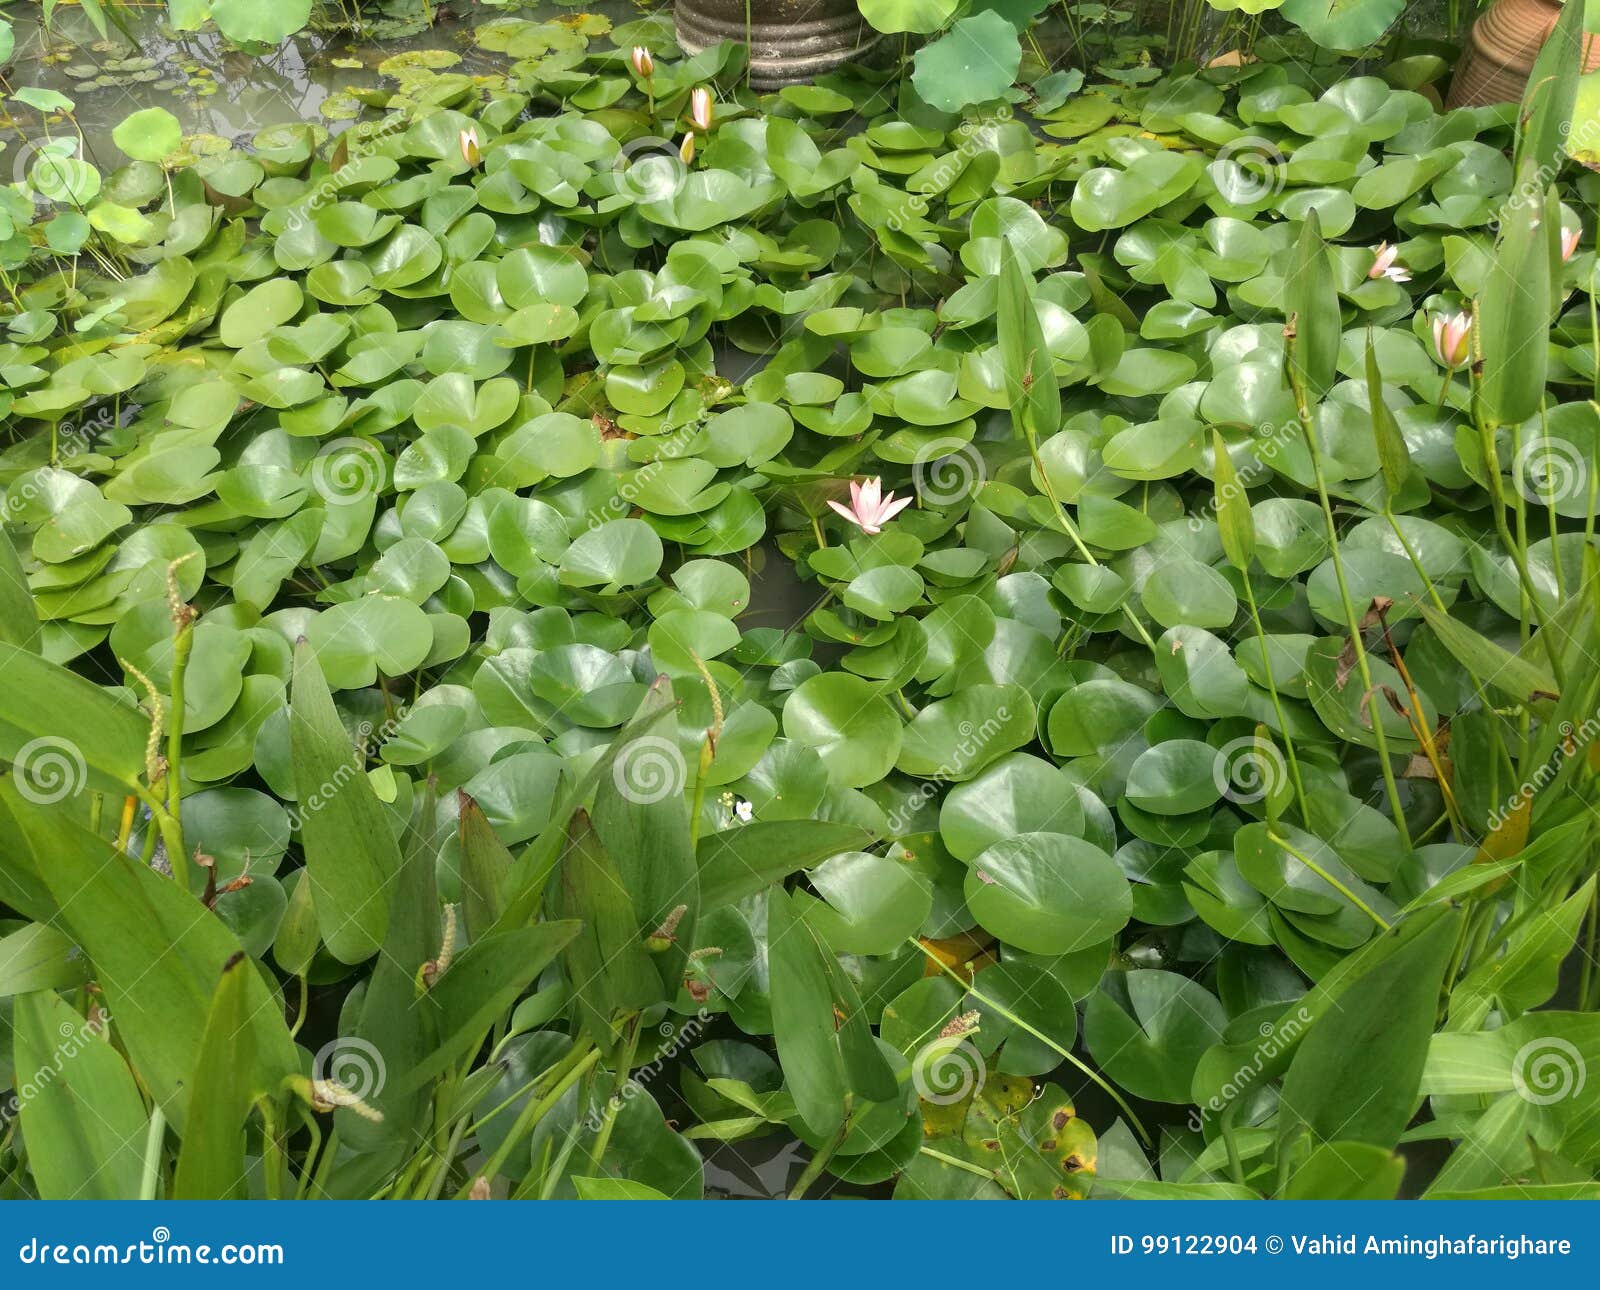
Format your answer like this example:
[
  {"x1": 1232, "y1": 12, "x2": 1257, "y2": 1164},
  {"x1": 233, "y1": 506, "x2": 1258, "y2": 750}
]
[
  {"x1": 292, "y1": 1108, "x2": 323, "y2": 1201},
  {"x1": 909, "y1": 936, "x2": 1153, "y2": 1148},
  {"x1": 260, "y1": 1101, "x2": 285, "y2": 1201},
  {"x1": 1267, "y1": 831, "x2": 1391, "y2": 931},
  {"x1": 919, "y1": 1145, "x2": 995, "y2": 1180},
  {"x1": 1241, "y1": 574, "x2": 1309, "y2": 822},
  {"x1": 1219, "y1": 1100, "x2": 1247, "y2": 1189},
  {"x1": 165, "y1": 615, "x2": 194, "y2": 886},
  {"x1": 422, "y1": 1109, "x2": 475, "y2": 1200},
  {"x1": 1285, "y1": 354, "x2": 1411, "y2": 848},
  {"x1": 139, "y1": 1106, "x2": 165, "y2": 1201},
  {"x1": 787, "y1": 1110, "x2": 851, "y2": 1200},
  {"x1": 460, "y1": 1040, "x2": 599, "y2": 1196},
  {"x1": 586, "y1": 1017, "x2": 642, "y2": 1172},
  {"x1": 1476, "y1": 421, "x2": 1567, "y2": 688}
]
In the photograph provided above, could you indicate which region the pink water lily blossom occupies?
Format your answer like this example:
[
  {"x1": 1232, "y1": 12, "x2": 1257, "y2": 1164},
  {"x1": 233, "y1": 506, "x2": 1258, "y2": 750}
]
[
  {"x1": 1563, "y1": 226, "x2": 1582, "y2": 262},
  {"x1": 631, "y1": 46, "x2": 654, "y2": 78},
  {"x1": 1368, "y1": 241, "x2": 1411, "y2": 283},
  {"x1": 1432, "y1": 311, "x2": 1470, "y2": 368},
  {"x1": 828, "y1": 477, "x2": 912, "y2": 535},
  {"x1": 690, "y1": 86, "x2": 714, "y2": 131}
]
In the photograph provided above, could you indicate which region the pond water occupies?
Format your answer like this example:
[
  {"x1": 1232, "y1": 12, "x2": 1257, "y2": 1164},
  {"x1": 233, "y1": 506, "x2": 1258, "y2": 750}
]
[{"x1": 3, "y1": 2, "x2": 640, "y2": 158}]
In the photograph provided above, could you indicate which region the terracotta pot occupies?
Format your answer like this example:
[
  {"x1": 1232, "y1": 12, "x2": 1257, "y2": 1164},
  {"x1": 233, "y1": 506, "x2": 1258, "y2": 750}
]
[
  {"x1": 674, "y1": 0, "x2": 878, "y2": 89},
  {"x1": 1447, "y1": 0, "x2": 1600, "y2": 108}
]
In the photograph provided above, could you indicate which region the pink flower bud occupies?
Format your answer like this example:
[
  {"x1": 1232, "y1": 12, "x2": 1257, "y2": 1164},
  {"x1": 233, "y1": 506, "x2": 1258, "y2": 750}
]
[{"x1": 690, "y1": 86, "x2": 713, "y2": 131}]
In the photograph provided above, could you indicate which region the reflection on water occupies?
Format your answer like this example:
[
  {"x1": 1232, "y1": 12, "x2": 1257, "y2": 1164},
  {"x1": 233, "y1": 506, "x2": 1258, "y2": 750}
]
[{"x1": 1, "y1": 2, "x2": 639, "y2": 157}]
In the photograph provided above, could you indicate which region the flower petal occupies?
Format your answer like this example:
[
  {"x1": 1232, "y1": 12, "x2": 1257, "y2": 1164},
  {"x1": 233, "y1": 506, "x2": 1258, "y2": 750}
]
[{"x1": 827, "y1": 499, "x2": 863, "y2": 528}]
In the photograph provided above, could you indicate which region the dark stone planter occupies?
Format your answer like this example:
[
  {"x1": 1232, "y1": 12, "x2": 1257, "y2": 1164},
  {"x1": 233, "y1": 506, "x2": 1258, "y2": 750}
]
[{"x1": 675, "y1": 0, "x2": 877, "y2": 88}]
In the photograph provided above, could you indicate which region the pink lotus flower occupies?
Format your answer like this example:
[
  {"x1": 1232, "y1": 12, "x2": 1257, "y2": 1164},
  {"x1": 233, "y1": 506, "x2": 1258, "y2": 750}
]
[
  {"x1": 678, "y1": 132, "x2": 695, "y2": 165},
  {"x1": 1432, "y1": 311, "x2": 1470, "y2": 368},
  {"x1": 1562, "y1": 226, "x2": 1582, "y2": 262},
  {"x1": 1368, "y1": 241, "x2": 1410, "y2": 283},
  {"x1": 631, "y1": 46, "x2": 654, "y2": 78},
  {"x1": 827, "y1": 477, "x2": 912, "y2": 535},
  {"x1": 458, "y1": 127, "x2": 481, "y2": 168},
  {"x1": 690, "y1": 86, "x2": 714, "y2": 131}
]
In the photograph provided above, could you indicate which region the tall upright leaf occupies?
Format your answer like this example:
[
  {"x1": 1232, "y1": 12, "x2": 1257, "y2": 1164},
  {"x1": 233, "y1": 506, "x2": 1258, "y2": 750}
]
[
  {"x1": 457, "y1": 791, "x2": 511, "y2": 943},
  {"x1": 0, "y1": 533, "x2": 40, "y2": 651},
  {"x1": 1209, "y1": 430, "x2": 1254, "y2": 571},
  {"x1": 1278, "y1": 907, "x2": 1461, "y2": 1153},
  {"x1": 1364, "y1": 327, "x2": 1414, "y2": 506},
  {"x1": 996, "y1": 238, "x2": 1062, "y2": 444},
  {"x1": 173, "y1": 953, "x2": 258, "y2": 1200},
  {"x1": 1283, "y1": 211, "x2": 1339, "y2": 400},
  {"x1": 549, "y1": 809, "x2": 663, "y2": 1049},
  {"x1": 590, "y1": 678, "x2": 696, "y2": 985},
  {"x1": 767, "y1": 888, "x2": 897, "y2": 1139},
  {"x1": 5, "y1": 791, "x2": 298, "y2": 1127},
  {"x1": 13, "y1": 990, "x2": 147, "y2": 1199},
  {"x1": 1516, "y1": 0, "x2": 1584, "y2": 181},
  {"x1": 289, "y1": 640, "x2": 399, "y2": 963},
  {"x1": 1480, "y1": 169, "x2": 1555, "y2": 427},
  {"x1": 349, "y1": 788, "x2": 443, "y2": 1149}
]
